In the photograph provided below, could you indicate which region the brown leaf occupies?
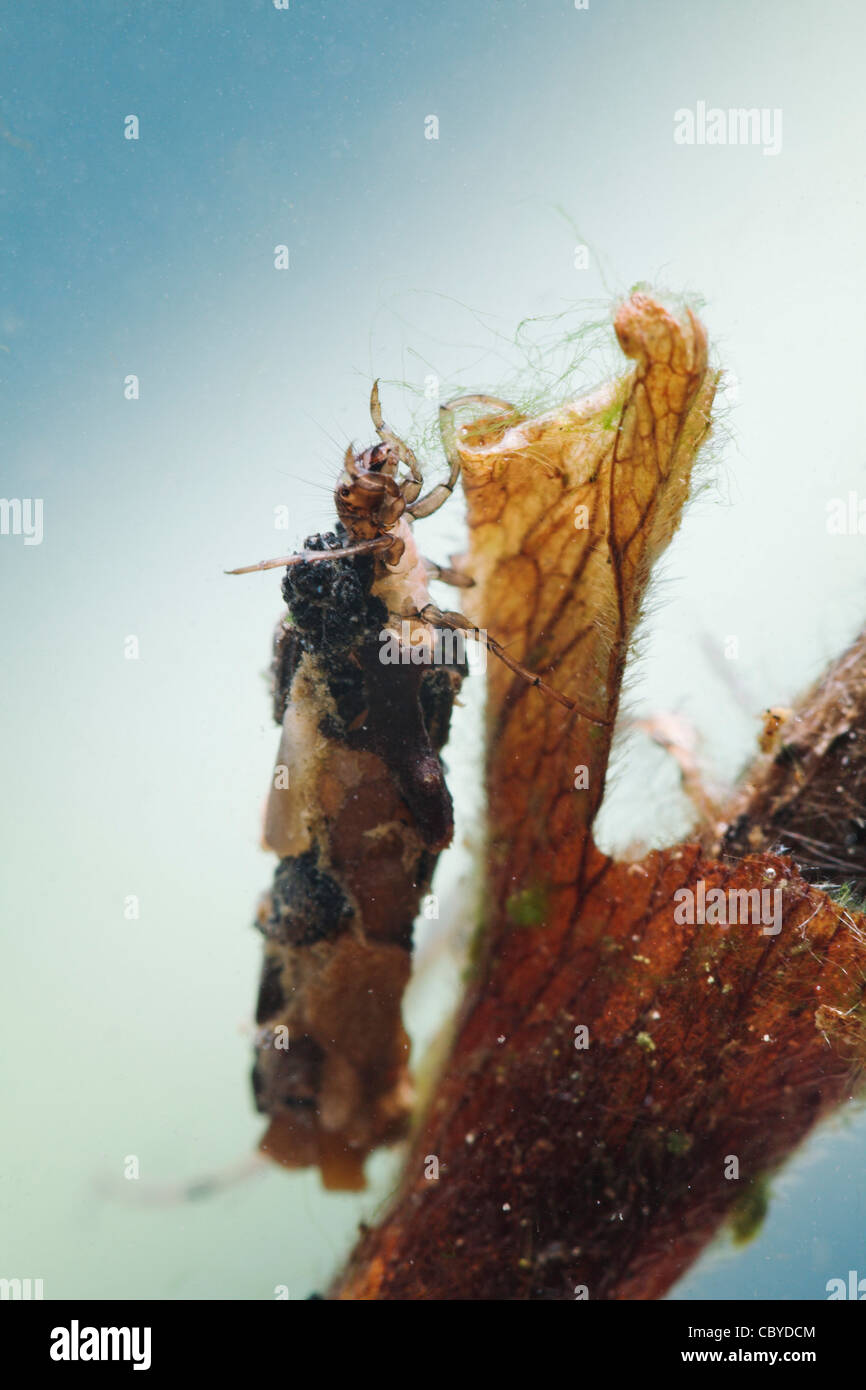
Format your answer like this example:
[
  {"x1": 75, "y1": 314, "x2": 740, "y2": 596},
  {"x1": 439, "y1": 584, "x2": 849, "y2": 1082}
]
[
  {"x1": 454, "y1": 293, "x2": 717, "y2": 951},
  {"x1": 330, "y1": 293, "x2": 866, "y2": 1300}
]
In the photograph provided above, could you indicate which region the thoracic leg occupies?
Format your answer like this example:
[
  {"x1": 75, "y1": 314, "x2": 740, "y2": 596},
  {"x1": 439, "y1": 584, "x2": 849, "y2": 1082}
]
[
  {"x1": 369, "y1": 381, "x2": 423, "y2": 503},
  {"x1": 423, "y1": 558, "x2": 475, "y2": 589},
  {"x1": 415, "y1": 602, "x2": 607, "y2": 724},
  {"x1": 226, "y1": 535, "x2": 393, "y2": 575},
  {"x1": 407, "y1": 394, "x2": 518, "y2": 521}
]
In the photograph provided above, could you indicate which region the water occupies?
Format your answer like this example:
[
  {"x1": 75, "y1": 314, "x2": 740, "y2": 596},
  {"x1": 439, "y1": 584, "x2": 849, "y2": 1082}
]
[{"x1": 3, "y1": 0, "x2": 866, "y2": 1301}]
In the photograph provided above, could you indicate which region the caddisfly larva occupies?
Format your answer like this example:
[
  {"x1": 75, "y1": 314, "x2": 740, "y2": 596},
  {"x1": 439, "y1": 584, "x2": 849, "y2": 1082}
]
[{"x1": 229, "y1": 385, "x2": 587, "y2": 1188}]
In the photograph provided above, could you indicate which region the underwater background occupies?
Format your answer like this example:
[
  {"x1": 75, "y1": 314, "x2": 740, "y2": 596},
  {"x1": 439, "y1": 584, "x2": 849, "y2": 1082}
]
[{"x1": 3, "y1": 0, "x2": 866, "y2": 1298}]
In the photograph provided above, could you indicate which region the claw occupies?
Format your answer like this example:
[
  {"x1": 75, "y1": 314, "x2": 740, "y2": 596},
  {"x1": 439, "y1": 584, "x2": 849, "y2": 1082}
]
[
  {"x1": 369, "y1": 380, "x2": 422, "y2": 490},
  {"x1": 413, "y1": 394, "x2": 519, "y2": 522}
]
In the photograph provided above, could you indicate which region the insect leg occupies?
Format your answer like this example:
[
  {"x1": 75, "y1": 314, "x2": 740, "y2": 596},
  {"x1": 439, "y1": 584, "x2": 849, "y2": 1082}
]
[
  {"x1": 409, "y1": 394, "x2": 519, "y2": 521},
  {"x1": 416, "y1": 602, "x2": 608, "y2": 724},
  {"x1": 369, "y1": 380, "x2": 423, "y2": 502},
  {"x1": 422, "y1": 557, "x2": 475, "y2": 589},
  {"x1": 225, "y1": 535, "x2": 393, "y2": 575},
  {"x1": 98, "y1": 1153, "x2": 268, "y2": 1206}
]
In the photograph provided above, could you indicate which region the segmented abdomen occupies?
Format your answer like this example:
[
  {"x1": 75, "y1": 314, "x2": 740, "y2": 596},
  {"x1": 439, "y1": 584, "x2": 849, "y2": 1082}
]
[{"x1": 251, "y1": 530, "x2": 464, "y2": 1189}]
